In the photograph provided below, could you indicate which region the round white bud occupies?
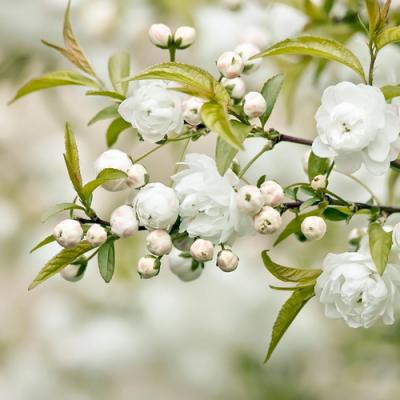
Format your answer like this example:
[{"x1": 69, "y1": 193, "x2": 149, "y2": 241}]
[
  {"x1": 236, "y1": 185, "x2": 264, "y2": 216},
  {"x1": 253, "y1": 206, "x2": 282, "y2": 234},
  {"x1": 137, "y1": 255, "x2": 160, "y2": 279},
  {"x1": 303, "y1": 150, "x2": 311, "y2": 173},
  {"x1": 182, "y1": 97, "x2": 204, "y2": 126},
  {"x1": 311, "y1": 175, "x2": 327, "y2": 190},
  {"x1": 217, "y1": 51, "x2": 244, "y2": 79},
  {"x1": 243, "y1": 92, "x2": 267, "y2": 118},
  {"x1": 190, "y1": 239, "x2": 214, "y2": 262},
  {"x1": 127, "y1": 164, "x2": 148, "y2": 189},
  {"x1": 148, "y1": 23, "x2": 172, "y2": 48},
  {"x1": 167, "y1": 247, "x2": 202, "y2": 282},
  {"x1": 260, "y1": 180, "x2": 284, "y2": 208},
  {"x1": 234, "y1": 43, "x2": 261, "y2": 73},
  {"x1": 221, "y1": 77, "x2": 246, "y2": 99},
  {"x1": 110, "y1": 205, "x2": 139, "y2": 238},
  {"x1": 217, "y1": 249, "x2": 239, "y2": 272},
  {"x1": 146, "y1": 229, "x2": 173, "y2": 256},
  {"x1": 301, "y1": 216, "x2": 327, "y2": 241},
  {"x1": 174, "y1": 26, "x2": 196, "y2": 48},
  {"x1": 60, "y1": 257, "x2": 86, "y2": 282},
  {"x1": 54, "y1": 219, "x2": 83, "y2": 249},
  {"x1": 86, "y1": 224, "x2": 107, "y2": 247},
  {"x1": 393, "y1": 223, "x2": 400, "y2": 248},
  {"x1": 94, "y1": 149, "x2": 132, "y2": 191}
]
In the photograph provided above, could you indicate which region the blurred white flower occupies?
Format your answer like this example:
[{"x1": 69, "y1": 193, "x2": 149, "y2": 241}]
[
  {"x1": 234, "y1": 43, "x2": 261, "y2": 73},
  {"x1": 167, "y1": 247, "x2": 202, "y2": 281}
]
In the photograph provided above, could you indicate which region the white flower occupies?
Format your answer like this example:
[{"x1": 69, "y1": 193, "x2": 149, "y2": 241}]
[
  {"x1": 313, "y1": 82, "x2": 400, "y2": 175},
  {"x1": 148, "y1": 24, "x2": 172, "y2": 48},
  {"x1": 137, "y1": 255, "x2": 160, "y2": 279},
  {"x1": 217, "y1": 249, "x2": 239, "y2": 272},
  {"x1": 133, "y1": 183, "x2": 179, "y2": 230},
  {"x1": 94, "y1": 149, "x2": 132, "y2": 192},
  {"x1": 260, "y1": 180, "x2": 284, "y2": 207},
  {"x1": 315, "y1": 252, "x2": 400, "y2": 328},
  {"x1": 167, "y1": 247, "x2": 202, "y2": 282},
  {"x1": 217, "y1": 51, "x2": 244, "y2": 79},
  {"x1": 243, "y1": 92, "x2": 267, "y2": 118},
  {"x1": 174, "y1": 26, "x2": 196, "y2": 48},
  {"x1": 234, "y1": 43, "x2": 261, "y2": 73},
  {"x1": 310, "y1": 175, "x2": 327, "y2": 190},
  {"x1": 110, "y1": 205, "x2": 139, "y2": 238},
  {"x1": 86, "y1": 224, "x2": 107, "y2": 247},
  {"x1": 127, "y1": 164, "x2": 148, "y2": 189},
  {"x1": 221, "y1": 77, "x2": 246, "y2": 99},
  {"x1": 190, "y1": 239, "x2": 214, "y2": 262},
  {"x1": 253, "y1": 206, "x2": 282, "y2": 234},
  {"x1": 119, "y1": 81, "x2": 184, "y2": 143},
  {"x1": 182, "y1": 97, "x2": 204, "y2": 126},
  {"x1": 172, "y1": 153, "x2": 254, "y2": 243},
  {"x1": 146, "y1": 229, "x2": 172, "y2": 256},
  {"x1": 54, "y1": 219, "x2": 83, "y2": 249},
  {"x1": 236, "y1": 185, "x2": 264, "y2": 216},
  {"x1": 301, "y1": 216, "x2": 327, "y2": 241}
]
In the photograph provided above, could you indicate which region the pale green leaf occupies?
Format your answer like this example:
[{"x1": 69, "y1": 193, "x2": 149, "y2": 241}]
[
  {"x1": 260, "y1": 74, "x2": 284, "y2": 125},
  {"x1": 108, "y1": 52, "x2": 130, "y2": 96},
  {"x1": 308, "y1": 151, "x2": 329, "y2": 180},
  {"x1": 376, "y1": 26, "x2": 400, "y2": 50},
  {"x1": 30, "y1": 235, "x2": 56, "y2": 254},
  {"x1": 41, "y1": 202, "x2": 85, "y2": 222},
  {"x1": 98, "y1": 240, "x2": 115, "y2": 283},
  {"x1": 380, "y1": 85, "x2": 400, "y2": 100},
  {"x1": 369, "y1": 222, "x2": 393, "y2": 275},
  {"x1": 88, "y1": 104, "x2": 119, "y2": 126},
  {"x1": 106, "y1": 118, "x2": 131, "y2": 147},
  {"x1": 64, "y1": 123, "x2": 83, "y2": 198},
  {"x1": 365, "y1": 0, "x2": 380, "y2": 36},
  {"x1": 82, "y1": 168, "x2": 128, "y2": 199},
  {"x1": 86, "y1": 90, "x2": 126, "y2": 101}
]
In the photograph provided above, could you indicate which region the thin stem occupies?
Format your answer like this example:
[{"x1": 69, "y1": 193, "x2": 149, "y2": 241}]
[
  {"x1": 172, "y1": 138, "x2": 191, "y2": 177},
  {"x1": 368, "y1": 43, "x2": 377, "y2": 86},
  {"x1": 134, "y1": 144, "x2": 165, "y2": 163},
  {"x1": 239, "y1": 144, "x2": 270, "y2": 178},
  {"x1": 169, "y1": 46, "x2": 176, "y2": 62}
]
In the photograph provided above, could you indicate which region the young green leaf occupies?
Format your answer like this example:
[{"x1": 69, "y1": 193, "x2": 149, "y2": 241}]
[
  {"x1": 41, "y1": 202, "x2": 85, "y2": 222},
  {"x1": 201, "y1": 102, "x2": 244, "y2": 151},
  {"x1": 64, "y1": 123, "x2": 83, "y2": 198},
  {"x1": 30, "y1": 235, "x2": 56, "y2": 253},
  {"x1": 260, "y1": 74, "x2": 284, "y2": 125},
  {"x1": 265, "y1": 286, "x2": 315, "y2": 362},
  {"x1": 215, "y1": 120, "x2": 251, "y2": 175},
  {"x1": 376, "y1": 26, "x2": 400, "y2": 50},
  {"x1": 108, "y1": 52, "x2": 130, "y2": 96},
  {"x1": 253, "y1": 36, "x2": 365, "y2": 81},
  {"x1": 98, "y1": 240, "x2": 116, "y2": 283},
  {"x1": 365, "y1": 0, "x2": 381, "y2": 36},
  {"x1": 106, "y1": 118, "x2": 132, "y2": 147},
  {"x1": 82, "y1": 168, "x2": 128, "y2": 199},
  {"x1": 10, "y1": 71, "x2": 100, "y2": 103},
  {"x1": 88, "y1": 104, "x2": 119, "y2": 126},
  {"x1": 380, "y1": 85, "x2": 400, "y2": 100},
  {"x1": 308, "y1": 151, "x2": 330, "y2": 181},
  {"x1": 28, "y1": 241, "x2": 92, "y2": 290},
  {"x1": 323, "y1": 207, "x2": 352, "y2": 221},
  {"x1": 86, "y1": 90, "x2": 126, "y2": 101},
  {"x1": 262, "y1": 250, "x2": 321, "y2": 283},
  {"x1": 369, "y1": 222, "x2": 393, "y2": 275}
]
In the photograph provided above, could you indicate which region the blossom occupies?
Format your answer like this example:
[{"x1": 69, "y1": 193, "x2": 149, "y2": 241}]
[
  {"x1": 86, "y1": 224, "x2": 107, "y2": 247},
  {"x1": 146, "y1": 230, "x2": 172, "y2": 256},
  {"x1": 174, "y1": 26, "x2": 196, "y2": 48},
  {"x1": 217, "y1": 249, "x2": 239, "y2": 272},
  {"x1": 110, "y1": 205, "x2": 139, "y2": 238},
  {"x1": 167, "y1": 247, "x2": 203, "y2": 282},
  {"x1": 172, "y1": 153, "x2": 253, "y2": 243},
  {"x1": 148, "y1": 24, "x2": 172, "y2": 48},
  {"x1": 301, "y1": 216, "x2": 327, "y2": 241},
  {"x1": 217, "y1": 51, "x2": 244, "y2": 79},
  {"x1": 315, "y1": 252, "x2": 400, "y2": 328},
  {"x1": 119, "y1": 81, "x2": 184, "y2": 143},
  {"x1": 190, "y1": 239, "x2": 214, "y2": 262},
  {"x1": 137, "y1": 255, "x2": 160, "y2": 279},
  {"x1": 313, "y1": 82, "x2": 400, "y2": 175},
  {"x1": 53, "y1": 219, "x2": 83, "y2": 249}
]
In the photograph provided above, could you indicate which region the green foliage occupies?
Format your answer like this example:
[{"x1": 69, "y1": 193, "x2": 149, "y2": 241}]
[
  {"x1": 365, "y1": 0, "x2": 381, "y2": 36},
  {"x1": 30, "y1": 235, "x2": 56, "y2": 254},
  {"x1": 380, "y1": 85, "x2": 400, "y2": 100},
  {"x1": 307, "y1": 152, "x2": 330, "y2": 181},
  {"x1": 88, "y1": 104, "x2": 120, "y2": 126},
  {"x1": 106, "y1": 118, "x2": 131, "y2": 147},
  {"x1": 376, "y1": 26, "x2": 400, "y2": 49},
  {"x1": 82, "y1": 168, "x2": 128, "y2": 199},
  {"x1": 98, "y1": 239, "x2": 116, "y2": 283},
  {"x1": 41, "y1": 202, "x2": 85, "y2": 222},
  {"x1": 108, "y1": 52, "x2": 130, "y2": 96},
  {"x1": 369, "y1": 222, "x2": 393, "y2": 275},
  {"x1": 323, "y1": 207, "x2": 352, "y2": 221},
  {"x1": 260, "y1": 74, "x2": 284, "y2": 126},
  {"x1": 86, "y1": 90, "x2": 126, "y2": 101}
]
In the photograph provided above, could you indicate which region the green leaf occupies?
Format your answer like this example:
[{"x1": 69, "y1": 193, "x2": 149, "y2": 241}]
[
  {"x1": 30, "y1": 235, "x2": 56, "y2": 253},
  {"x1": 380, "y1": 85, "x2": 400, "y2": 100},
  {"x1": 201, "y1": 102, "x2": 244, "y2": 151},
  {"x1": 215, "y1": 120, "x2": 251, "y2": 175},
  {"x1": 28, "y1": 241, "x2": 92, "y2": 290},
  {"x1": 323, "y1": 207, "x2": 352, "y2": 221},
  {"x1": 106, "y1": 118, "x2": 131, "y2": 147},
  {"x1": 376, "y1": 26, "x2": 400, "y2": 50},
  {"x1": 254, "y1": 36, "x2": 365, "y2": 80},
  {"x1": 10, "y1": 71, "x2": 100, "y2": 103},
  {"x1": 64, "y1": 123, "x2": 83, "y2": 198},
  {"x1": 82, "y1": 168, "x2": 128, "y2": 200},
  {"x1": 88, "y1": 104, "x2": 119, "y2": 126},
  {"x1": 86, "y1": 90, "x2": 126, "y2": 101},
  {"x1": 123, "y1": 62, "x2": 230, "y2": 105},
  {"x1": 262, "y1": 250, "x2": 321, "y2": 283},
  {"x1": 98, "y1": 240, "x2": 116, "y2": 283},
  {"x1": 265, "y1": 286, "x2": 315, "y2": 362},
  {"x1": 308, "y1": 151, "x2": 330, "y2": 181},
  {"x1": 368, "y1": 222, "x2": 393, "y2": 275},
  {"x1": 108, "y1": 52, "x2": 130, "y2": 96},
  {"x1": 41, "y1": 202, "x2": 85, "y2": 222},
  {"x1": 260, "y1": 74, "x2": 284, "y2": 126},
  {"x1": 365, "y1": 0, "x2": 380, "y2": 36}
]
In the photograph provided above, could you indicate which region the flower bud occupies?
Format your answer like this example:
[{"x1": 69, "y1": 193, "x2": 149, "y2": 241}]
[
  {"x1": 182, "y1": 97, "x2": 204, "y2": 126},
  {"x1": 146, "y1": 229, "x2": 172, "y2": 256},
  {"x1": 148, "y1": 23, "x2": 172, "y2": 48},
  {"x1": 137, "y1": 255, "x2": 161, "y2": 279},
  {"x1": 217, "y1": 51, "x2": 244, "y2": 79},
  {"x1": 94, "y1": 149, "x2": 132, "y2": 191},
  {"x1": 301, "y1": 216, "x2": 327, "y2": 241},
  {"x1": 221, "y1": 77, "x2": 246, "y2": 99},
  {"x1": 190, "y1": 239, "x2": 214, "y2": 262},
  {"x1": 127, "y1": 164, "x2": 148, "y2": 189},
  {"x1": 54, "y1": 219, "x2": 83, "y2": 249},
  {"x1": 174, "y1": 26, "x2": 196, "y2": 48},
  {"x1": 243, "y1": 92, "x2": 266, "y2": 118},
  {"x1": 303, "y1": 150, "x2": 311, "y2": 173},
  {"x1": 260, "y1": 180, "x2": 284, "y2": 208},
  {"x1": 86, "y1": 224, "x2": 107, "y2": 247},
  {"x1": 393, "y1": 223, "x2": 400, "y2": 248},
  {"x1": 234, "y1": 43, "x2": 261, "y2": 74},
  {"x1": 253, "y1": 206, "x2": 282, "y2": 234},
  {"x1": 110, "y1": 205, "x2": 139, "y2": 238},
  {"x1": 311, "y1": 174, "x2": 327, "y2": 190},
  {"x1": 236, "y1": 185, "x2": 264, "y2": 216},
  {"x1": 167, "y1": 247, "x2": 202, "y2": 282},
  {"x1": 60, "y1": 257, "x2": 87, "y2": 282},
  {"x1": 217, "y1": 249, "x2": 239, "y2": 272}
]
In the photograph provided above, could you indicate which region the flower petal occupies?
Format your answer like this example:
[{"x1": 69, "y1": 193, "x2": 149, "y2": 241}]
[
  {"x1": 312, "y1": 137, "x2": 337, "y2": 158},
  {"x1": 334, "y1": 153, "x2": 362, "y2": 173}
]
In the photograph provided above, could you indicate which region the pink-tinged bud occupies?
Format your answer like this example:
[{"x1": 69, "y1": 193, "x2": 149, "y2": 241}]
[
  {"x1": 127, "y1": 164, "x2": 149, "y2": 189},
  {"x1": 236, "y1": 185, "x2": 264, "y2": 216},
  {"x1": 146, "y1": 229, "x2": 172, "y2": 256},
  {"x1": 217, "y1": 249, "x2": 239, "y2": 272},
  {"x1": 243, "y1": 92, "x2": 266, "y2": 118},
  {"x1": 260, "y1": 180, "x2": 284, "y2": 208},
  {"x1": 148, "y1": 23, "x2": 172, "y2": 48},
  {"x1": 174, "y1": 26, "x2": 196, "y2": 48},
  {"x1": 217, "y1": 51, "x2": 244, "y2": 79},
  {"x1": 110, "y1": 205, "x2": 139, "y2": 238},
  {"x1": 53, "y1": 219, "x2": 83, "y2": 249},
  {"x1": 301, "y1": 216, "x2": 326, "y2": 241},
  {"x1": 190, "y1": 239, "x2": 214, "y2": 262},
  {"x1": 253, "y1": 206, "x2": 282, "y2": 234},
  {"x1": 137, "y1": 255, "x2": 160, "y2": 279},
  {"x1": 86, "y1": 224, "x2": 107, "y2": 247}
]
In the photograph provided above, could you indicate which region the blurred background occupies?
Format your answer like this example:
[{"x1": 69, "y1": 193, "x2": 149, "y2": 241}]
[{"x1": 2, "y1": 0, "x2": 400, "y2": 399}]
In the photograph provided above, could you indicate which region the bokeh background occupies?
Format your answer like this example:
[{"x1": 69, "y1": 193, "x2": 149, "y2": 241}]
[{"x1": 2, "y1": 0, "x2": 400, "y2": 399}]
